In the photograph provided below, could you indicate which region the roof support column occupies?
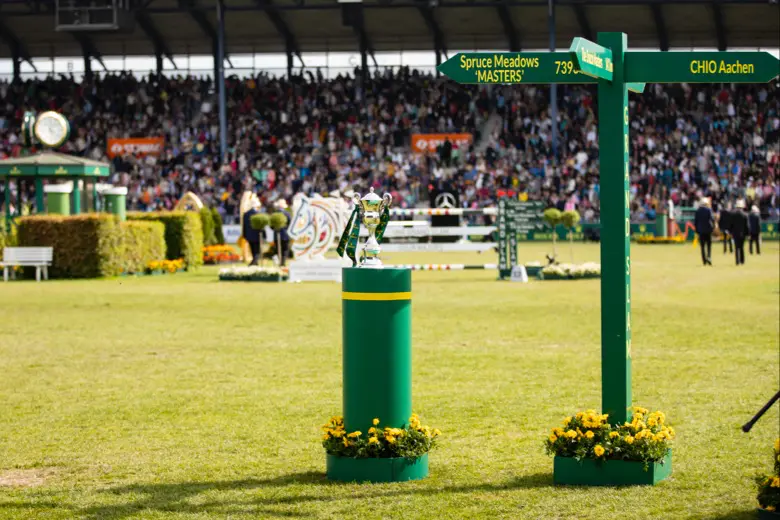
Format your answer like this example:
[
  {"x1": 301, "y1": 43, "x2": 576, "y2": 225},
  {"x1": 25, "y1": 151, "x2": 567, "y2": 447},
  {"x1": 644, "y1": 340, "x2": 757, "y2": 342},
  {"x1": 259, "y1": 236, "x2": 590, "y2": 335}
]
[
  {"x1": 216, "y1": 0, "x2": 228, "y2": 164},
  {"x1": 548, "y1": 0, "x2": 558, "y2": 157},
  {"x1": 287, "y1": 50, "x2": 293, "y2": 79},
  {"x1": 84, "y1": 53, "x2": 92, "y2": 80},
  {"x1": 12, "y1": 56, "x2": 20, "y2": 82},
  {"x1": 156, "y1": 53, "x2": 164, "y2": 76}
]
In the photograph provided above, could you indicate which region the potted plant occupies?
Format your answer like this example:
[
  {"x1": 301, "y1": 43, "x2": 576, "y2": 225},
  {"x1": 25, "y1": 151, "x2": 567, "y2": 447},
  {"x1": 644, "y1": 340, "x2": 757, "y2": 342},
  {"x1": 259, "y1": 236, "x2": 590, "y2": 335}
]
[
  {"x1": 269, "y1": 211, "x2": 288, "y2": 270},
  {"x1": 543, "y1": 207, "x2": 562, "y2": 263},
  {"x1": 546, "y1": 407, "x2": 674, "y2": 486},
  {"x1": 560, "y1": 210, "x2": 581, "y2": 263},
  {"x1": 322, "y1": 414, "x2": 440, "y2": 483},
  {"x1": 757, "y1": 439, "x2": 780, "y2": 518},
  {"x1": 250, "y1": 213, "x2": 270, "y2": 267}
]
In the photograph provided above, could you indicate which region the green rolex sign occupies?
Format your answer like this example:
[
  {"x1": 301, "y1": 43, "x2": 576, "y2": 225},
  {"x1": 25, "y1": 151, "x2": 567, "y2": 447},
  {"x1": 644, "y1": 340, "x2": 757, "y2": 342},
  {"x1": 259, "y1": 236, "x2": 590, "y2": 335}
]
[
  {"x1": 437, "y1": 35, "x2": 780, "y2": 430},
  {"x1": 569, "y1": 37, "x2": 614, "y2": 81}
]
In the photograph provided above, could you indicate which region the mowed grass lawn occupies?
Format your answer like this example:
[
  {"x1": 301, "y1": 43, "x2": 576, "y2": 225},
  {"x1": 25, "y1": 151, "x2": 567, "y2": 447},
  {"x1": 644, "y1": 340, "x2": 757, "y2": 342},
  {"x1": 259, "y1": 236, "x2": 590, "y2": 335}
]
[{"x1": 0, "y1": 242, "x2": 778, "y2": 520}]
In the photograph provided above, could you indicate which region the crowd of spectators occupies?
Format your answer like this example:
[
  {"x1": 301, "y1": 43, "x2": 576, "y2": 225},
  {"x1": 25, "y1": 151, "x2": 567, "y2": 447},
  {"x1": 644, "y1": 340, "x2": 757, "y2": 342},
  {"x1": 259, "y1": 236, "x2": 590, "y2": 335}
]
[{"x1": 0, "y1": 67, "x2": 778, "y2": 224}]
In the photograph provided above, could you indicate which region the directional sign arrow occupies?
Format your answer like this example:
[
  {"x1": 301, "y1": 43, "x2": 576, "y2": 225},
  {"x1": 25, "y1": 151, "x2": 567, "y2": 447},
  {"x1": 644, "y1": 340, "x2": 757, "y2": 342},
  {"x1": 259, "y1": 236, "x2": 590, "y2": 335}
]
[
  {"x1": 436, "y1": 52, "x2": 597, "y2": 85},
  {"x1": 625, "y1": 51, "x2": 780, "y2": 83},
  {"x1": 569, "y1": 37, "x2": 614, "y2": 81}
]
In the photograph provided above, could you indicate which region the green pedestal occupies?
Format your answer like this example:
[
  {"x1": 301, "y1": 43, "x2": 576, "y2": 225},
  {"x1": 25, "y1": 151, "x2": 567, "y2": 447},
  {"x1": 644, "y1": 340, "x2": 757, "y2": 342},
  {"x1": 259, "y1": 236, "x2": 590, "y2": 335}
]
[
  {"x1": 342, "y1": 267, "x2": 412, "y2": 431},
  {"x1": 326, "y1": 453, "x2": 428, "y2": 483},
  {"x1": 103, "y1": 187, "x2": 128, "y2": 221},
  {"x1": 758, "y1": 508, "x2": 780, "y2": 520},
  {"x1": 329, "y1": 267, "x2": 428, "y2": 483},
  {"x1": 554, "y1": 450, "x2": 672, "y2": 486},
  {"x1": 656, "y1": 213, "x2": 668, "y2": 238},
  {"x1": 44, "y1": 183, "x2": 72, "y2": 215}
]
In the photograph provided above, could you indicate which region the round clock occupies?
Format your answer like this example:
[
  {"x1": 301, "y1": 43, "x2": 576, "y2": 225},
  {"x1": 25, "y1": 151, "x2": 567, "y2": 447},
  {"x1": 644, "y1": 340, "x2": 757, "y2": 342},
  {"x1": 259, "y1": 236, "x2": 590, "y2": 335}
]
[{"x1": 34, "y1": 111, "x2": 70, "y2": 148}]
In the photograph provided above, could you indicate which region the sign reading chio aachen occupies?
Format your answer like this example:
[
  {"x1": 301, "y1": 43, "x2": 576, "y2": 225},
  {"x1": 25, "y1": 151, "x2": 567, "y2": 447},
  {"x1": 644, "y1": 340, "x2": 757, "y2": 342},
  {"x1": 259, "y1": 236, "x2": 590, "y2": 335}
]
[{"x1": 439, "y1": 36, "x2": 780, "y2": 427}]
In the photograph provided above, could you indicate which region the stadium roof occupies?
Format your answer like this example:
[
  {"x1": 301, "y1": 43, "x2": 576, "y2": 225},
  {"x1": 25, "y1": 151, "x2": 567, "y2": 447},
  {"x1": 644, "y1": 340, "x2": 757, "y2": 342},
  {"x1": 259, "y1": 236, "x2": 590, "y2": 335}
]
[{"x1": 0, "y1": 0, "x2": 777, "y2": 66}]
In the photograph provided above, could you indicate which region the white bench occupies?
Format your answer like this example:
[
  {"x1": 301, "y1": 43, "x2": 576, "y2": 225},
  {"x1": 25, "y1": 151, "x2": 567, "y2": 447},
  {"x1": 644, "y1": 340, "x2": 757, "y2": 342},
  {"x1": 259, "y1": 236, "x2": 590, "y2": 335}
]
[{"x1": 2, "y1": 247, "x2": 53, "y2": 282}]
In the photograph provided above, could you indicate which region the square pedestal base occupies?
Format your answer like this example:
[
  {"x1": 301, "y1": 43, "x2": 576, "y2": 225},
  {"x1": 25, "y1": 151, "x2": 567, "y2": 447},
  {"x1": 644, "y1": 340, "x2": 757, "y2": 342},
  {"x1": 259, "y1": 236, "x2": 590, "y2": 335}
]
[
  {"x1": 326, "y1": 453, "x2": 428, "y2": 483},
  {"x1": 554, "y1": 450, "x2": 672, "y2": 486}
]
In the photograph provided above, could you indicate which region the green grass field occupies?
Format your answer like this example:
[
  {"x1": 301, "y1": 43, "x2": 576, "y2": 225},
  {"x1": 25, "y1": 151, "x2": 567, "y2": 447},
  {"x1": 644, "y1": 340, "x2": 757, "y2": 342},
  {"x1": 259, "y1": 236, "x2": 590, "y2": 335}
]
[{"x1": 1, "y1": 242, "x2": 778, "y2": 520}]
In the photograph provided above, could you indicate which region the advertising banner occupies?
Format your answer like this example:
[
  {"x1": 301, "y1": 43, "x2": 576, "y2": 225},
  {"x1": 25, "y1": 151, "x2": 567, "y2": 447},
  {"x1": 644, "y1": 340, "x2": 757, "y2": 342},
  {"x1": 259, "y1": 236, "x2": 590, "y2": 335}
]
[
  {"x1": 410, "y1": 133, "x2": 472, "y2": 153},
  {"x1": 107, "y1": 137, "x2": 165, "y2": 158}
]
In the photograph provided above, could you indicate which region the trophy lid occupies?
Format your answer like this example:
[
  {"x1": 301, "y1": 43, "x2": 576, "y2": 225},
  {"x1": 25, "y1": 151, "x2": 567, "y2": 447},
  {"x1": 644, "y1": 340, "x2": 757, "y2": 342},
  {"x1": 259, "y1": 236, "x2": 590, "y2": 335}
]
[{"x1": 360, "y1": 187, "x2": 382, "y2": 202}]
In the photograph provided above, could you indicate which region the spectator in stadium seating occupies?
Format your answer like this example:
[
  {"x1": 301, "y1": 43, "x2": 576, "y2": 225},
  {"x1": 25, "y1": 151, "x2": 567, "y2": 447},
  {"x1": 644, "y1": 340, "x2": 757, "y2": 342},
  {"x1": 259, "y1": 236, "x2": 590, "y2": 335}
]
[
  {"x1": 731, "y1": 199, "x2": 749, "y2": 266},
  {"x1": 694, "y1": 197, "x2": 714, "y2": 266},
  {"x1": 748, "y1": 204, "x2": 762, "y2": 255}
]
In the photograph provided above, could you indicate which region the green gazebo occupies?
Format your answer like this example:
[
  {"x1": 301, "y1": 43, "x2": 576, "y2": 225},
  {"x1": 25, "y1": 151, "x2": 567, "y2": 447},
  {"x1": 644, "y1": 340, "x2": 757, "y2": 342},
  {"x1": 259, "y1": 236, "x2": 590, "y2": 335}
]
[{"x1": 0, "y1": 152, "x2": 111, "y2": 231}]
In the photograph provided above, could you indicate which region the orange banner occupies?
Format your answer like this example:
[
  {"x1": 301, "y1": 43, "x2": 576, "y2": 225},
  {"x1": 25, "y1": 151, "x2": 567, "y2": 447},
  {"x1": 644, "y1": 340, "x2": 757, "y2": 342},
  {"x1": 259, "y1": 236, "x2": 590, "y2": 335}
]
[
  {"x1": 107, "y1": 137, "x2": 165, "y2": 158},
  {"x1": 411, "y1": 133, "x2": 473, "y2": 153}
]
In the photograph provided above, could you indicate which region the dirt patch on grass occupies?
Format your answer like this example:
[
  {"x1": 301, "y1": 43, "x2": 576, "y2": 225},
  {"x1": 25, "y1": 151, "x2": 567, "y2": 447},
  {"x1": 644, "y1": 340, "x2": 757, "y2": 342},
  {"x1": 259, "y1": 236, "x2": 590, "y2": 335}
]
[{"x1": 0, "y1": 467, "x2": 57, "y2": 488}]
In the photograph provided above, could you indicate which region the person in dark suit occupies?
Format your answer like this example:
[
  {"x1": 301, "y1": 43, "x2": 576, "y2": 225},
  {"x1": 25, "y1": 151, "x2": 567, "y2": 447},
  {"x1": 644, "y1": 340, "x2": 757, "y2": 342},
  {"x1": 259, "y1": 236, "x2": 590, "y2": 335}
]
[
  {"x1": 719, "y1": 203, "x2": 734, "y2": 254},
  {"x1": 748, "y1": 205, "x2": 761, "y2": 255},
  {"x1": 731, "y1": 199, "x2": 749, "y2": 265},
  {"x1": 694, "y1": 197, "x2": 714, "y2": 266},
  {"x1": 242, "y1": 202, "x2": 261, "y2": 266}
]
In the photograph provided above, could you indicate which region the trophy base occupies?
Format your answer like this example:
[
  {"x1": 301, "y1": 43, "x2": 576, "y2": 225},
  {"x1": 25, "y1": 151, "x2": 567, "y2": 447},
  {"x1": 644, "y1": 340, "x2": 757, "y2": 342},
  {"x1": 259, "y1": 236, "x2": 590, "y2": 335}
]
[{"x1": 360, "y1": 258, "x2": 384, "y2": 269}]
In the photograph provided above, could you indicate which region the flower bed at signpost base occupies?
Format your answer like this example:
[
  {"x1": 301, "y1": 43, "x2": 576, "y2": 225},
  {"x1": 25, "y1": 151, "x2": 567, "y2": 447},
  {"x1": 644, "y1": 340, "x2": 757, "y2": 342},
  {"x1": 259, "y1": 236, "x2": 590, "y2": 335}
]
[
  {"x1": 218, "y1": 266, "x2": 288, "y2": 282},
  {"x1": 322, "y1": 414, "x2": 439, "y2": 483},
  {"x1": 546, "y1": 407, "x2": 674, "y2": 486},
  {"x1": 757, "y1": 439, "x2": 780, "y2": 518},
  {"x1": 539, "y1": 262, "x2": 601, "y2": 280},
  {"x1": 203, "y1": 245, "x2": 241, "y2": 265}
]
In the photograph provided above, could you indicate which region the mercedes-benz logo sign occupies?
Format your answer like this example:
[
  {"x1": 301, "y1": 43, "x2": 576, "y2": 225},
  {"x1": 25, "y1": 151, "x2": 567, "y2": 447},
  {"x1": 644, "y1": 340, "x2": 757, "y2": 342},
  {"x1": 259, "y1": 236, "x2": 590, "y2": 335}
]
[{"x1": 435, "y1": 192, "x2": 456, "y2": 209}]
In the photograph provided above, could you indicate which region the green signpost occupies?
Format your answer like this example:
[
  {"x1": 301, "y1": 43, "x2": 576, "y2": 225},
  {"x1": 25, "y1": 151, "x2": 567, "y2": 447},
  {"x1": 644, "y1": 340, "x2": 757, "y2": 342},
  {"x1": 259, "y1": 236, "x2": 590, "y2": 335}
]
[
  {"x1": 569, "y1": 37, "x2": 613, "y2": 81},
  {"x1": 438, "y1": 34, "x2": 779, "y2": 483}
]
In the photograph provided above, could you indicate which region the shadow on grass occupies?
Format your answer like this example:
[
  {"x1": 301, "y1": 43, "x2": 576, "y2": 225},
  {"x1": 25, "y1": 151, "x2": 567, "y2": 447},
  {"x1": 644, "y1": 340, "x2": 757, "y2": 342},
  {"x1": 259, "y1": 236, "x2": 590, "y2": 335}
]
[
  {"x1": 701, "y1": 510, "x2": 757, "y2": 520},
  {"x1": 63, "y1": 470, "x2": 553, "y2": 519}
]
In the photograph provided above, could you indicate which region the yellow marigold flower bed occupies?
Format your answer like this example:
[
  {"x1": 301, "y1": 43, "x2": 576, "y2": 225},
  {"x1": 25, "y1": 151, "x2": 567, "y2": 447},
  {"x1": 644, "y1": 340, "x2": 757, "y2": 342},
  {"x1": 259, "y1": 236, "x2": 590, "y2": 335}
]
[
  {"x1": 757, "y1": 438, "x2": 780, "y2": 512},
  {"x1": 322, "y1": 414, "x2": 440, "y2": 459},
  {"x1": 545, "y1": 407, "x2": 674, "y2": 467}
]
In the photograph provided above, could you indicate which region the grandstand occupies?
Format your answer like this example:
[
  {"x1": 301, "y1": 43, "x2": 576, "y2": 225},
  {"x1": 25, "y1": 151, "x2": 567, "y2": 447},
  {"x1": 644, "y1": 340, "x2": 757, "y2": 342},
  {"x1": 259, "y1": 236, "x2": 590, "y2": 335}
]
[{"x1": 0, "y1": 0, "x2": 778, "y2": 226}]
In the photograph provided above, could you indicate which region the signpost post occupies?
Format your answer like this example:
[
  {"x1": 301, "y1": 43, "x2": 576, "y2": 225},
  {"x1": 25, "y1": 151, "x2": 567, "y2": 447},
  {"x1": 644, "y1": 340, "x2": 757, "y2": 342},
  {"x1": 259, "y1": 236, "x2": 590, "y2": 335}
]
[{"x1": 438, "y1": 34, "x2": 779, "y2": 485}]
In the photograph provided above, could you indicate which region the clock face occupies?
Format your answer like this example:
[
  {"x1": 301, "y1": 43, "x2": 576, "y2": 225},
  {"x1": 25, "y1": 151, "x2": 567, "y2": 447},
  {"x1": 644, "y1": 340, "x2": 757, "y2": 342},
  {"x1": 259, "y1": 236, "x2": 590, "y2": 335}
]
[{"x1": 34, "y1": 111, "x2": 70, "y2": 147}]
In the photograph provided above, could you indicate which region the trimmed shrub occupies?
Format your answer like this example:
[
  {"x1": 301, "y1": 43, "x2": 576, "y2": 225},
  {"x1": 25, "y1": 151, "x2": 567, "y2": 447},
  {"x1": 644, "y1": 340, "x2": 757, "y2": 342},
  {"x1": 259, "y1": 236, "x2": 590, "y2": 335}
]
[
  {"x1": 212, "y1": 207, "x2": 225, "y2": 245},
  {"x1": 127, "y1": 211, "x2": 204, "y2": 268},
  {"x1": 250, "y1": 213, "x2": 270, "y2": 231},
  {"x1": 17, "y1": 214, "x2": 124, "y2": 278},
  {"x1": 561, "y1": 210, "x2": 581, "y2": 229},
  {"x1": 200, "y1": 207, "x2": 216, "y2": 246},
  {"x1": 120, "y1": 221, "x2": 165, "y2": 274},
  {"x1": 269, "y1": 212, "x2": 287, "y2": 232}
]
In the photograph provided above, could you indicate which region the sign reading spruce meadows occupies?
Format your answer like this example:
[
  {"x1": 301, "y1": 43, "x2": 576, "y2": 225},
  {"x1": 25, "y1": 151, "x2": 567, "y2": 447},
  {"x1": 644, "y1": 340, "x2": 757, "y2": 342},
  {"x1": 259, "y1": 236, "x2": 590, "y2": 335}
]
[{"x1": 439, "y1": 33, "x2": 779, "y2": 486}]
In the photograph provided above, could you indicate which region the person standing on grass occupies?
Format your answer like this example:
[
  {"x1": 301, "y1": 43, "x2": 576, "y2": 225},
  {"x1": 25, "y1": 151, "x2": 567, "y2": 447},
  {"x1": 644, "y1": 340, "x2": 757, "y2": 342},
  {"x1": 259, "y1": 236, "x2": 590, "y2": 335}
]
[
  {"x1": 274, "y1": 199, "x2": 292, "y2": 266},
  {"x1": 719, "y1": 201, "x2": 734, "y2": 255},
  {"x1": 731, "y1": 199, "x2": 749, "y2": 266},
  {"x1": 748, "y1": 205, "x2": 762, "y2": 255},
  {"x1": 694, "y1": 197, "x2": 714, "y2": 266},
  {"x1": 243, "y1": 201, "x2": 261, "y2": 266}
]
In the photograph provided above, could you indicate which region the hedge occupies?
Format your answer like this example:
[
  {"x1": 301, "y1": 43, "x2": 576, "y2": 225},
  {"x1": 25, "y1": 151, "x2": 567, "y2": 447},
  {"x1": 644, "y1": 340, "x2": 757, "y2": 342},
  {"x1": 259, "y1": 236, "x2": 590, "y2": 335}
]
[
  {"x1": 212, "y1": 208, "x2": 225, "y2": 245},
  {"x1": 16, "y1": 215, "x2": 167, "y2": 278},
  {"x1": 200, "y1": 207, "x2": 216, "y2": 246},
  {"x1": 127, "y1": 211, "x2": 204, "y2": 268},
  {"x1": 120, "y1": 221, "x2": 166, "y2": 274}
]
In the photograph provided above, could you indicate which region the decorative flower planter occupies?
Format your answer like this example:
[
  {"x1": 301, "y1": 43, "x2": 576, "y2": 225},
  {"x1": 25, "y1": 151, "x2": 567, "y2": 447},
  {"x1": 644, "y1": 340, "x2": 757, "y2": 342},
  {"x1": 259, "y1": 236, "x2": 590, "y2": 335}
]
[
  {"x1": 554, "y1": 450, "x2": 672, "y2": 486},
  {"x1": 326, "y1": 453, "x2": 428, "y2": 483},
  {"x1": 524, "y1": 266, "x2": 543, "y2": 277},
  {"x1": 758, "y1": 508, "x2": 780, "y2": 519}
]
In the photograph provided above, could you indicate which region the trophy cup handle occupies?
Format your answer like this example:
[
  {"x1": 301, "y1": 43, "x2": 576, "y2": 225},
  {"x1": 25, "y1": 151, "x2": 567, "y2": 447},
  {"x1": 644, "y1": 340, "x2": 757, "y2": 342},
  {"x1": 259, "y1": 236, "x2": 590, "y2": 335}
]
[{"x1": 381, "y1": 192, "x2": 393, "y2": 211}]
